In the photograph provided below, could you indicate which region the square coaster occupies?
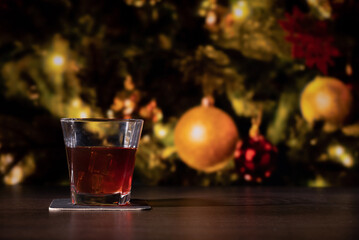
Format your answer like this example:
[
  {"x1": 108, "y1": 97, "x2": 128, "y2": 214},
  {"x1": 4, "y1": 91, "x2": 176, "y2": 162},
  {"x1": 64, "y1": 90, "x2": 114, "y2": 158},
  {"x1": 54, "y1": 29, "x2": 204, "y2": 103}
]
[{"x1": 49, "y1": 198, "x2": 151, "y2": 211}]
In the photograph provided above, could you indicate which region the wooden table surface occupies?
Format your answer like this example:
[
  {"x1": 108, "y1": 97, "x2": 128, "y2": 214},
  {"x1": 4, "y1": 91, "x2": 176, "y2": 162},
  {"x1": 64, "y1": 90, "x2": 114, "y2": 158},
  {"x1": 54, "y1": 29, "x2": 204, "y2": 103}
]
[{"x1": 0, "y1": 186, "x2": 358, "y2": 240}]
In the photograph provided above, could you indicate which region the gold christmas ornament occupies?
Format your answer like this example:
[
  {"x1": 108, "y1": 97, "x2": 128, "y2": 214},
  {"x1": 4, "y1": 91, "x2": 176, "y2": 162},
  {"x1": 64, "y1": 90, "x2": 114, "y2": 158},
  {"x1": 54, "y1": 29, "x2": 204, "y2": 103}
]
[
  {"x1": 174, "y1": 105, "x2": 239, "y2": 172},
  {"x1": 300, "y1": 76, "x2": 352, "y2": 125}
]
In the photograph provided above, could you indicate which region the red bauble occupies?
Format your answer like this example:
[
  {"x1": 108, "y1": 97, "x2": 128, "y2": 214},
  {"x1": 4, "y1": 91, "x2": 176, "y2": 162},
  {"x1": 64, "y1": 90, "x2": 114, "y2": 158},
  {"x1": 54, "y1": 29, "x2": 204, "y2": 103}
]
[{"x1": 234, "y1": 135, "x2": 277, "y2": 183}]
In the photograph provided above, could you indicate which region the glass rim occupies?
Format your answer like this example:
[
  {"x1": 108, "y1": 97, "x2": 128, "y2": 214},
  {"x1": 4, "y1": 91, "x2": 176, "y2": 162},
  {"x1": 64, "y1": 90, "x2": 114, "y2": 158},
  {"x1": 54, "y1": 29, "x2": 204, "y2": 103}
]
[{"x1": 60, "y1": 118, "x2": 144, "y2": 123}]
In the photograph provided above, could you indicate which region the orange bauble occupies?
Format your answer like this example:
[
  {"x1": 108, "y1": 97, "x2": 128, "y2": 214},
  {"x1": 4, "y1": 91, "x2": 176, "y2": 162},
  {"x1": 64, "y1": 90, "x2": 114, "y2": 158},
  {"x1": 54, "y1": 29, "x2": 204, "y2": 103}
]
[
  {"x1": 174, "y1": 106, "x2": 239, "y2": 172},
  {"x1": 300, "y1": 76, "x2": 352, "y2": 125}
]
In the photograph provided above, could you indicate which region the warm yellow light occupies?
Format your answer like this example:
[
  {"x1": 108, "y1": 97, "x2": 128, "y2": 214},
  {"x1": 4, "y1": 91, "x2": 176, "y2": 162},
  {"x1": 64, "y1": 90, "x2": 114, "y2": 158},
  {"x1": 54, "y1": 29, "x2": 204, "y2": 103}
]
[
  {"x1": 202, "y1": 0, "x2": 210, "y2": 8},
  {"x1": 308, "y1": 175, "x2": 329, "y2": 187},
  {"x1": 107, "y1": 109, "x2": 114, "y2": 118},
  {"x1": 71, "y1": 98, "x2": 81, "y2": 108},
  {"x1": 307, "y1": 0, "x2": 318, "y2": 5},
  {"x1": 158, "y1": 128, "x2": 168, "y2": 138},
  {"x1": 142, "y1": 135, "x2": 151, "y2": 143},
  {"x1": 80, "y1": 111, "x2": 88, "y2": 118},
  {"x1": 190, "y1": 125, "x2": 205, "y2": 142},
  {"x1": 154, "y1": 123, "x2": 169, "y2": 139},
  {"x1": 232, "y1": 1, "x2": 249, "y2": 20},
  {"x1": 198, "y1": 9, "x2": 206, "y2": 17},
  {"x1": 52, "y1": 55, "x2": 65, "y2": 66},
  {"x1": 307, "y1": 0, "x2": 331, "y2": 19},
  {"x1": 327, "y1": 145, "x2": 354, "y2": 167},
  {"x1": 0, "y1": 154, "x2": 14, "y2": 173},
  {"x1": 334, "y1": 146, "x2": 344, "y2": 156},
  {"x1": 341, "y1": 154, "x2": 354, "y2": 168},
  {"x1": 206, "y1": 11, "x2": 217, "y2": 26},
  {"x1": 4, "y1": 166, "x2": 23, "y2": 185},
  {"x1": 328, "y1": 145, "x2": 345, "y2": 158},
  {"x1": 234, "y1": 8, "x2": 243, "y2": 17}
]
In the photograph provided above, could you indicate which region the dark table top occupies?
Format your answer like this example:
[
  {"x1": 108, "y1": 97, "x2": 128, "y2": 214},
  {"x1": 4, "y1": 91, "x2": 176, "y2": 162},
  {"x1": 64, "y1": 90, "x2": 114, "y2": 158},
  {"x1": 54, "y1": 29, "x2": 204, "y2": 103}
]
[{"x1": 0, "y1": 186, "x2": 358, "y2": 240}]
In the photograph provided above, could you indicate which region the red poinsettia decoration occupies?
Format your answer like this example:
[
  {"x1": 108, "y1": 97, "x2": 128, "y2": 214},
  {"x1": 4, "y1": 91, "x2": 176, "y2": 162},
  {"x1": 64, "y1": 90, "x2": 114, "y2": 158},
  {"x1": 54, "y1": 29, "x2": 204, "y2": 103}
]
[{"x1": 279, "y1": 7, "x2": 340, "y2": 75}]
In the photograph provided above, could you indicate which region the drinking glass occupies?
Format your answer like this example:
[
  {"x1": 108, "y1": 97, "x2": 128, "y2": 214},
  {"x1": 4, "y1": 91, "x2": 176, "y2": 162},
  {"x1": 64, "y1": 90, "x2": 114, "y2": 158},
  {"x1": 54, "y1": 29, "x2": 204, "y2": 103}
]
[{"x1": 61, "y1": 118, "x2": 143, "y2": 205}]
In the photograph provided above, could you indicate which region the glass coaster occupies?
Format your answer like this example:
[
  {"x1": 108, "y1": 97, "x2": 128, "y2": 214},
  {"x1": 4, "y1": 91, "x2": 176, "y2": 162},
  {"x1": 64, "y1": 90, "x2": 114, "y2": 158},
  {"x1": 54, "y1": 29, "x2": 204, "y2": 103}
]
[{"x1": 49, "y1": 198, "x2": 151, "y2": 211}]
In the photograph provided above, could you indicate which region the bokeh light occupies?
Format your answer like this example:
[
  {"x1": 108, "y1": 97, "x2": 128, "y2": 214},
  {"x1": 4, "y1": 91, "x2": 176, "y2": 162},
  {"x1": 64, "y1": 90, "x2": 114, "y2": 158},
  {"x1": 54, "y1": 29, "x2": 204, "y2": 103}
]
[{"x1": 52, "y1": 55, "x2": 65, "y2": 66}]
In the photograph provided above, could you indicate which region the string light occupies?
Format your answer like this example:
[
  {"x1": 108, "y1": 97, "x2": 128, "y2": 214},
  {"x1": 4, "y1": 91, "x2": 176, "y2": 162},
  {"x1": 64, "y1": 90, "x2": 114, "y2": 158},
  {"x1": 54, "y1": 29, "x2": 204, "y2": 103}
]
[
  {"x1": 245, "y1": 149, "x2": 256, "y2": 161},
  {"x1": 71, "y1": 98, "x2": 81, "y2": 108},
  {"x1": 158, "y1": 129, "x2": 167, "y2": 138},
  {"x1": 244, "y1": 174, "x2": 252, "y2": 181},
  {"x1": 0, "y1": 154, "x2": 14, "y2": 173},
  {"x1": 4, "y1": 166, "x2": 23, "y2": 185},
  {"x1": 328, "y1": 145, "x2": 355, "y2": 168},
  {"x1": 46, "y1": 53, "x2": 66, "y2": 74},
  {"x1": 232, "y1": 1, "x2": 250, "y2": 20},
  {"x1": 307, "y1": 0, "x2": 331, "y2": 19},
  {"x1": 334, "y1": 145, "x2": 344, "y2": 156},
  {"x1": 206, "y1": 11, "x2": 217, "y2": 26},
  {"x1": 198, "y1": 0, "x2": 215, "y2": 17},
  {"x1": 52, "y1": 55, "x2": 65, "y2": 66},
  {"x1": 328, "y1": 145, "x2": 345, "y2": 158},
  {"x1": 3, "y1": 154, "x2": 35, "y2": 185},
  {"x1": 142, "y1": 135, "x2": 151, "y2": 143},
  {"x1": 80, "y1": 111, "x2": 88, "y2": 118},
  {"x1": 234, "y1": 8, "x2": 244, "y2": 17},
  {"x1": 308, "y1": 175, "x2": 329, "y2": 187},
  {"x1": 107, "y1": 109, "x2": 114, "y2": 118},
  {"x1": 346, "y1": 64, "x2": 353, "y2": 76},
  {"x1": 341, "y1": 154, "x2": 354, "y2": 168},
  {"x1": 154, "y1": 124, "x2": 168, "y2": 139},
  {"x1": 67, "y1": 98, "x2": 93, "y2": 118},
  {"x1": 123, "y1": 99, "x2": 135, "y2": 116}
]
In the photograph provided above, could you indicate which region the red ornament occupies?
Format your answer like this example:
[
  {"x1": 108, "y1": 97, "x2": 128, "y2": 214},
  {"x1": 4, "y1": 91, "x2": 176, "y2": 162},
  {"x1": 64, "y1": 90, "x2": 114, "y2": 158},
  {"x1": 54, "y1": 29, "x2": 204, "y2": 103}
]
[
  {"x1": 278, "y1": 7, "x2": 340, "y2": 75},
  {"x1": 234, "y1": 135, "x2": 277, "y2": 183}
]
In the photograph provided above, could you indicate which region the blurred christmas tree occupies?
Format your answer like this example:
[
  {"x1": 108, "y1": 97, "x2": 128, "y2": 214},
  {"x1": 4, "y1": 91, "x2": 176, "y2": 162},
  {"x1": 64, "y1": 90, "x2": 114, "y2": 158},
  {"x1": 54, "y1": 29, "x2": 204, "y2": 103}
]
[{"x1": 0, "y1": 0, "x2": 359, "y2": 186}]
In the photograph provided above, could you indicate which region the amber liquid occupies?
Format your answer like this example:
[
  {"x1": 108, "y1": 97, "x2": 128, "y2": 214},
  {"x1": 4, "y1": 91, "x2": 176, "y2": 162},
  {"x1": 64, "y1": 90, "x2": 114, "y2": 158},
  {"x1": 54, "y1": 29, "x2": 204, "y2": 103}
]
[{"x1": 66, "y1": 146, "x2": 137, "y2": 195}]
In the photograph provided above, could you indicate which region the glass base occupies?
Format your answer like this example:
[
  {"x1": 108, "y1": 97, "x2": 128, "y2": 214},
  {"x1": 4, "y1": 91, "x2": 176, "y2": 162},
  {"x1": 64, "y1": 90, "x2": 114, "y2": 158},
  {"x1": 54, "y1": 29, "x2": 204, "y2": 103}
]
[{"x1": 71, "y1": 191, "x2": 131, "y2": 206}]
